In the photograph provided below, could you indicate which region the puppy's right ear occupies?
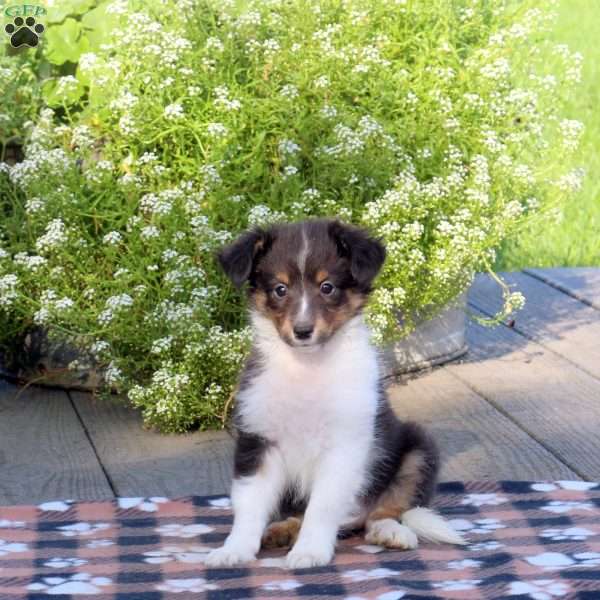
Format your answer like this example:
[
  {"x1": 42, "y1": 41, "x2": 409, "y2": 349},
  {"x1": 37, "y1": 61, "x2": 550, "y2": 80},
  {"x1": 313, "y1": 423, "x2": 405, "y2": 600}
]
[{"x1": 217, "y1": 228, "x2": 270, "y2": 288}]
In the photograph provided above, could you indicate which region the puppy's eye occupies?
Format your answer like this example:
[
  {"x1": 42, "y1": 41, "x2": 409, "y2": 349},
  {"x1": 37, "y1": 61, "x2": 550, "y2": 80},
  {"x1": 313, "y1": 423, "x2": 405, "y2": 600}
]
[
  {"x1": 274, "y1": 284, "x2": 288, "y2": 298},
  {"x1": 320, "y1": 281, "x2": 335, "y2": 295}
]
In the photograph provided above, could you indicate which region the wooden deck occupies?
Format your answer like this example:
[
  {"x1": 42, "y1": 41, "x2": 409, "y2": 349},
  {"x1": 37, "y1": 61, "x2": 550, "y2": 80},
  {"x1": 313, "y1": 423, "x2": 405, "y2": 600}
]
[{"x1": 1, "y1": 268, "x2": 599, "y2": 505}]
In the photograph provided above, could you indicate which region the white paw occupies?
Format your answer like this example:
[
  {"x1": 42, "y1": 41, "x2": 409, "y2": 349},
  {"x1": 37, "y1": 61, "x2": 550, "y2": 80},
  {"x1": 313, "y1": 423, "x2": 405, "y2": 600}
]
[
  {"x1": 204, "y1": 545, "x2": 256, "y2": 567},
  {"x1": 286, "y1": 545, "x2": 333, "y2": 569},
  {"x1": 365, "y1": 518, "x2": 418, "y2": 550}
]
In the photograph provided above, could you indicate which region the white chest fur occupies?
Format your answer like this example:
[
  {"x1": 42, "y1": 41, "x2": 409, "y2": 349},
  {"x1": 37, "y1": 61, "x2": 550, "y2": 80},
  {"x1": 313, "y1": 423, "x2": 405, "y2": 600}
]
[{"x1": 236, "y1": 313, "x2": 380, "y2": 495}]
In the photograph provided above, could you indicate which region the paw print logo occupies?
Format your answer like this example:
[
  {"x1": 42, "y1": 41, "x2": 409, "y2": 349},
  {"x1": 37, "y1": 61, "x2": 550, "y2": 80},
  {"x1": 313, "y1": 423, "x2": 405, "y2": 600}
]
[{"x1": 5, "y1": 16, "x2": 45, "y2": 48}]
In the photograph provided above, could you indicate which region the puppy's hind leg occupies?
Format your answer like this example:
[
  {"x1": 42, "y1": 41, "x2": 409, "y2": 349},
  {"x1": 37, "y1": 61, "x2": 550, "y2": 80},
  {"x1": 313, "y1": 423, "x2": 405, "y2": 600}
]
[
  {"x1": 365, "y1": 447, "x2": 425, "y2": 550},
  {"x1": 365, "y1": 423, "x2": 465, "y2": 549}
]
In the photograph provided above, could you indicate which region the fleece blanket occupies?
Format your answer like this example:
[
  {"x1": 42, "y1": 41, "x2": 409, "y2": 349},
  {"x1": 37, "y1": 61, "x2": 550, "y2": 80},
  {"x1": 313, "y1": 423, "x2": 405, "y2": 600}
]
[{"x1": 1, "y1": 481, "x2": 599, "y2": 599}]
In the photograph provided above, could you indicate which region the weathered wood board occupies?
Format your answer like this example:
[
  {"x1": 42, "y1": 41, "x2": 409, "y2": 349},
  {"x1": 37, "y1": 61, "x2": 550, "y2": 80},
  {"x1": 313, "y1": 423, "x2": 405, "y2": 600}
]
[
  {"x1": 2, "y1": 268, "x2": 600, "y2": 505},
  {"x1": 524, "y1": 267, "x2": 600, "y2": 311},
  {"x1": 0, "y1": 380, "x2": 113, "y2": 504},
  {"x1": 71, "y1": 392, "x2": 234, "y2": 498},
  {"x1": 389, "y1": 368, "x2": 578, "y2": 481},
  {"x1": 446, "y1": 308, "x2": 600, "y2": 480},
  {"x1": 468, "y1": 272, "x2": 600, "y2": 381}
]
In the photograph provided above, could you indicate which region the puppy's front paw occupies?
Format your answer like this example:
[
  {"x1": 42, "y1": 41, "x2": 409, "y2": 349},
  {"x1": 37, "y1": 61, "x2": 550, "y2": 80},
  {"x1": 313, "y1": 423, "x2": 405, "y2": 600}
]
[
  {"x1": 205, "y1": 545, "x2": 256, "y2": 567},
  {"x1": 286, "y1": 545, "x2": 333, "y2": 569}
]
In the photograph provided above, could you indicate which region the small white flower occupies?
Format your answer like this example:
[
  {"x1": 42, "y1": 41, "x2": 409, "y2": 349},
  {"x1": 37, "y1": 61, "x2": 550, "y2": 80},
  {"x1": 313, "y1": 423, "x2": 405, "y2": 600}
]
[
  {"x1": 207, "y1": 122, "x2": 228, "y2": 138},
  {"x1": 36, "y1": 219, "x2": 68, "y2": 253},
  {"x1": 214, "y1": 85, "x2": 241, "y2": 111},
  {"x1": 25, "y1": 197, "x2": 45, "y2": 213},
  {"x1": 320, "y1": 104, "x2": 337, "y2": 119},
  {"x1": 314, "y1": 75, "x2": 330, "y2": 88},
  {"x1": 206, "y1": 36, "x2": 224, "y2": 52},
  {"x1": 118, "y1": 114, "x2": 137, "y2": 135},
  {"x1": 138, "y1": 151, "x2": 158, "y2": 164},
  {"x1": 164, "y1": 103, "x2": 184, "y2": 120},
  {"x1": 281, "y1": 165, "x2": 298, "y2": 179},
  {"x1": 280, "y1": 84, "x2": 299, "y2": 99},
  {"x1": 103, "y1": 231, "x2": 122, "y2": 245},
  {"x1": 151, "y1": 336, "x2": 173, "y2": 355},
  {"x1": 140, "y1": 225, "x2": 161, "y2": 240},
  {"x1": 278, "y1": 139, "x2": 301, "y2": 156}
]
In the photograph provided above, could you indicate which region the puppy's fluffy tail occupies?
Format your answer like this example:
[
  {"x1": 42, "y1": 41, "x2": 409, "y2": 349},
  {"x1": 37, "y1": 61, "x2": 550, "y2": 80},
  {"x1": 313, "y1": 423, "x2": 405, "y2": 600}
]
[{"x1": 402, "y1": 507, "x2": 466, "y2": 545}]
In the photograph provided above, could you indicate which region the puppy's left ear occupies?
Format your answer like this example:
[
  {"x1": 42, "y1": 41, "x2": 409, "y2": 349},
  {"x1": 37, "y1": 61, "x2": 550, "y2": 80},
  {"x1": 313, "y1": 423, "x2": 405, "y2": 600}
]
[
  {"x1": 328, "y1": 221, "x2": 386, "y2": 292},
  {"x1": 218, "y1": 228, "x2": 270, "y2": 288}
]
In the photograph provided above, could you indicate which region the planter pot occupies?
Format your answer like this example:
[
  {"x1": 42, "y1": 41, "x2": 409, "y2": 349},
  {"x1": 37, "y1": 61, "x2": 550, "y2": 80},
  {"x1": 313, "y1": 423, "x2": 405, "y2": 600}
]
[
  {"x1": 382, "y1": 291, "x2": 468, "y2": 377},
  {"x1": 0, "y1": 327, "x2": 104, "y2": 391},
  {"x1": 0, "y1": 292, "x2": 469, "y2": 390}
]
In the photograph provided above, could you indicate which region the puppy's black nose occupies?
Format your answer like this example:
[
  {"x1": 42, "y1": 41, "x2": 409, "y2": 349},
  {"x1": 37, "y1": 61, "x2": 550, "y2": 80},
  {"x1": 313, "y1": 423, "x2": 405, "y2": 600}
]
[{"x1": 293, "y1": 324, "x2": 314, "y2": 340}]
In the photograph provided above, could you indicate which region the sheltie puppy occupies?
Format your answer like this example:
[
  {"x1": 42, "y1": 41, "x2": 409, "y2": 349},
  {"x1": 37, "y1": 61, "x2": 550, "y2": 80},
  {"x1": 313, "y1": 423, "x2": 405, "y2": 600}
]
[{"x1": 206, "y1": 219, "x2": 464, "y2": 569}]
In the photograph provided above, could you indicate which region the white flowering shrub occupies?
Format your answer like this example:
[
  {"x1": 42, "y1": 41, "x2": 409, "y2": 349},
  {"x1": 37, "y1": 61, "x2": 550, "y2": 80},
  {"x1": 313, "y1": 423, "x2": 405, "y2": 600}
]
[{"x1": 0, "y1": 0, "x2": 584, "y2": 431}]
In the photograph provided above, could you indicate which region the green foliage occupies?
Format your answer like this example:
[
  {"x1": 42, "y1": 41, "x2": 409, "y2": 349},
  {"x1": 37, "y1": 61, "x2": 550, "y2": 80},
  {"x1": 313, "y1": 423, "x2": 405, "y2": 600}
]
[
  {"x1": 0, "y1": 0, "x2": 584, "y2": 431},
  {"x1": 497, "y1": 0, "x2": 599, "y2": 269},
  {"x1": 44, "y1": 18, "x2": 89, "y2": 65}
]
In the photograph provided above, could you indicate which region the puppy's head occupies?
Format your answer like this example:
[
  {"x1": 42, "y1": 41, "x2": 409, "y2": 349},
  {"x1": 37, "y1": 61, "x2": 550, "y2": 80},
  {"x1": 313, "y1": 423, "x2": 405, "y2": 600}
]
[{"x1": 218, "y1": 219, "x2": 385, "y2": 347}]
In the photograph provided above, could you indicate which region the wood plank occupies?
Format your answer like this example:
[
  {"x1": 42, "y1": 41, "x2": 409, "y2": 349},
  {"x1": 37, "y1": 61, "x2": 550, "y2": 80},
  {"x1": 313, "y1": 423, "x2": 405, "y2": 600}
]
[
  {"x1": 0, "y1": 379, "x2": 113, "y2": 505},
  {"x1": 445, "y1": 308, "x2": 600, "y2": 480},
  {"x1": 71, "y1": 392, "x2": 234, "y2": 498},
  {"x1": 524, "y1": 267, "x2": 600, "y2": 311},
  {"x1": 468, "y1": 271, "x2": 600, "y2": 379},
  {"x1": 388, "y1": 369, "x2": 577, "y2": 481}
]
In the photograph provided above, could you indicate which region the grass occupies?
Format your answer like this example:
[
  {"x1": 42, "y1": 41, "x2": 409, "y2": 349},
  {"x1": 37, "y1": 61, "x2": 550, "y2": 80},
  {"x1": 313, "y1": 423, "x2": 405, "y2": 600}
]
[{"x1": 496, "y1": 0, "x2": 600, "y2": 269}]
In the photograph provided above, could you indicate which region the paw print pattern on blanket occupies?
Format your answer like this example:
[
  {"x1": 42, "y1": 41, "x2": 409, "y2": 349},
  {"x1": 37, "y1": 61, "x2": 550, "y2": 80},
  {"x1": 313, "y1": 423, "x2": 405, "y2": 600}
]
[
  {"x1": 525, "y1": 552, "x2": 600, "y2": 570},
  {"x1": 540, "y1": 527, "x2": 595, "y2": 542},
  {"x1": 27, "y1": 573, "x2": 112, "y2": 595},
  {"x1": 143, "y1": 544, "x2": 211, "y2": 564},
  {"x1": 448, "y1": 517, "x2": 506, "y2": 535}
]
